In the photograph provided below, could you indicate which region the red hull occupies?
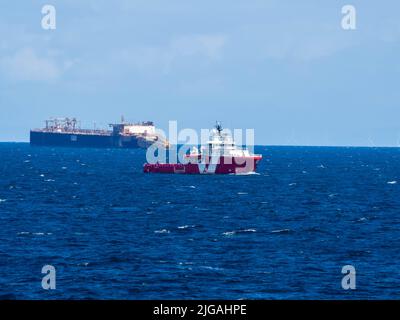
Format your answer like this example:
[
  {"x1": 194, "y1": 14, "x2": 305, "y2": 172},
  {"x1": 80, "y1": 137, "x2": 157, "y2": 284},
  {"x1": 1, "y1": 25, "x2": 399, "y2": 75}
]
[{"x1": 143, "y1": 156, "x2": 262, "y2": 174}]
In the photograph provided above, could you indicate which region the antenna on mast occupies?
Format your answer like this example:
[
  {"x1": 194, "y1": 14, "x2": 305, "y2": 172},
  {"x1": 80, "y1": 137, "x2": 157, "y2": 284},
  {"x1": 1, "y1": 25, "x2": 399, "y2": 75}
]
[{"x1": 215, "y1": 121, "x2": 223, "y2": 134}]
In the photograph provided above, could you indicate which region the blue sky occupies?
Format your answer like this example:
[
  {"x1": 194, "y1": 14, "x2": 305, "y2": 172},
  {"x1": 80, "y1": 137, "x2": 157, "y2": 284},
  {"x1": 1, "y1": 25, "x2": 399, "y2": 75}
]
[{"x1": 0, "y1": 0, "x2": 399, "y2": 146}]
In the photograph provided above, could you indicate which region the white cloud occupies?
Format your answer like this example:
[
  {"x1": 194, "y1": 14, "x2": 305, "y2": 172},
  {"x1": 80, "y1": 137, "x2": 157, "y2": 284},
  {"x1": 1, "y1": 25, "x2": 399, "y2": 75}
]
[
  {"x1": 170, "y1": 34, "x2": 227, "y2": 59},
  {"x1": 113, "y1": 34, "x2": 227, "y2": 74},
  {"x1": 235, "y1": 22, "x2": 358, "y2": 63},
  {"x1": 0, "y1": 48, "x2": 61, "y2": 81}
]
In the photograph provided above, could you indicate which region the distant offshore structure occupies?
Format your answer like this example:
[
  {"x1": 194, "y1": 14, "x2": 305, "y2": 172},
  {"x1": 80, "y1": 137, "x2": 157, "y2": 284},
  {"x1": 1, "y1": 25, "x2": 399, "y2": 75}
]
[{"x1": 30, "y1": 117, "x2": 169, "y2": 149}]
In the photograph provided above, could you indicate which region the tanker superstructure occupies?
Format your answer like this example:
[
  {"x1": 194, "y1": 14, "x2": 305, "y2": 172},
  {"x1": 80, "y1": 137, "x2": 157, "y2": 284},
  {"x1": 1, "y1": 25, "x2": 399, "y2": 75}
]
[{"x1": 30, "y1": 117, "x2": 169, "y2": 149}]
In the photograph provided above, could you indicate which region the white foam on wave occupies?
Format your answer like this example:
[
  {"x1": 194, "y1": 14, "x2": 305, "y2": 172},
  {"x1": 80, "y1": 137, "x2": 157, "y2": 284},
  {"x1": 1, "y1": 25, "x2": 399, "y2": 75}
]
[
  {"x1": 243, "y1": 228, "x2": 257, "y2": 233},
  {"x1": 178, "y1": 225, "x2": 195, "y2": 229},
  {"x1": 237, "y1": 192, "x2": 248, "y2": 195},
  {"x1": 387, "y1": 181, "x2": 397, "y2": 185},
  {"x1": 271, "y1": 229, "x2": 291, "y2": 234},
  {"x1": 0, "y1": 199, "x2": 6, "y2": 203},
  {"x1": 223, "y1": 229, "x2": 256, "y2": 236},
  {"x1": 233, "y1": 172, "x2": 260, "y2": 176},
  {"x1": 78, "y1": 262, "x2": 89, "y2": 267},
  {"x1": 155, "y1": 229, "x2": 170, "y2": 234},
  {"x1": 17, "y1": 232, "x2": 52, "y2": 236},
  {"x1": 199, "y1": 266, "x2": 224, "y2": 271}
]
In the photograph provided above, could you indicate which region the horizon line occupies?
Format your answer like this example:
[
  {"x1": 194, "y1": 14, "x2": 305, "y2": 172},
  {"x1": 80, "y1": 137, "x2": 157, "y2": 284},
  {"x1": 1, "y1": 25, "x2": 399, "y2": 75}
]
[{"x1": 0, "y1": 141, "x2": 399, "y2": 149}]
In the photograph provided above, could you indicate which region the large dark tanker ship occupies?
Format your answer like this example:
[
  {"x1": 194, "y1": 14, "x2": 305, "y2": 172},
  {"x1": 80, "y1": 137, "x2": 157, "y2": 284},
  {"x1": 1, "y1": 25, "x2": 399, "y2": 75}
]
[{"x1": 30, "y1": 117, "x2": 169, "y2": 149}]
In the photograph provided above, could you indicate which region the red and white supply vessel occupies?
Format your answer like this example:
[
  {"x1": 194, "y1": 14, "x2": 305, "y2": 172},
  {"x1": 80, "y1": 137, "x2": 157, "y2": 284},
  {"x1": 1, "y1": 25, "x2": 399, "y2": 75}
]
[{"x1": 143, "y1": 123, "x2": 262, "y2": 174}]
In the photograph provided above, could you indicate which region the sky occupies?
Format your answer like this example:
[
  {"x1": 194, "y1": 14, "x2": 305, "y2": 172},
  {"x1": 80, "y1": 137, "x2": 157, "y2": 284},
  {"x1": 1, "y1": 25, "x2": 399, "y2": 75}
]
[{"x1": 0, "y1": 0, "x2": 399, "y2": 146}]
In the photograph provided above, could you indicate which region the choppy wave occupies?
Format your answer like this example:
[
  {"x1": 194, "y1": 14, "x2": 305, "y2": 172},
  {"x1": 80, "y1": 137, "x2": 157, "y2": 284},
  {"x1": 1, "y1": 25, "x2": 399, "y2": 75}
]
[
  {"x1": 270, "y1": 229, "x2": 292, "y2": 234},
  {"x1": 232, "y1": 171, "x2": 260, "y2": 176},
  {"x1": 154, "y1": 229, "x2": 170, "y2": 234},
  {"x1": 17, "y1": 232, "x2": 52, "y2": 236},
  {"x1": 77, "y1": 262, "x2": 90, "y2": 267},
  {"x1": 223, "y1": 229, "x2": 257, "y2": 236},
  {"x1": 177, "y1": 225, "x2": 196, "y2": 230},
  {"x1": 1, "y1": 143, "x2": 400, "y2": 299}
]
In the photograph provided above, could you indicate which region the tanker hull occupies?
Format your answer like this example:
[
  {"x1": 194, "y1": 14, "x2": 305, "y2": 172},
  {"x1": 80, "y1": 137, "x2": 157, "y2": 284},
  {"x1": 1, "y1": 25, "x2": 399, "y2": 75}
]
[
  {"x1": 30, "y1": 118, "x2": 169, "y2": 149},
  {"x1": 30, "y1": 131, "x2": 144, "y2": 149}
]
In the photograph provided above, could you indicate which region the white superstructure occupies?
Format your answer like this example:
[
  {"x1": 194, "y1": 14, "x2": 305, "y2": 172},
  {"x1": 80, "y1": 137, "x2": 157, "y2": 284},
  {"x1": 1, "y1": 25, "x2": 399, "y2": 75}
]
[{"x1": 191, "y1": 123, "x2": 253, "y2": 157}]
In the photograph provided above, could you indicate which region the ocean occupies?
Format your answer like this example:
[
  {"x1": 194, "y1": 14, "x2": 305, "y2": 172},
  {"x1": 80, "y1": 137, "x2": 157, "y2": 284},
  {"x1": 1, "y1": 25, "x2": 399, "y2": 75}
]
[{"x1": 0, "y1": 143, "x2": 399, "y2": 299}]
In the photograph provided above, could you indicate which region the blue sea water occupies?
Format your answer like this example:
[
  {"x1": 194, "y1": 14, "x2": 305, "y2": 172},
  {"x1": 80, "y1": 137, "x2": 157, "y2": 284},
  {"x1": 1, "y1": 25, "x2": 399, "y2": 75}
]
[{"x1": 0, "y1": 143, "x2": 399, "y2": 299}]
